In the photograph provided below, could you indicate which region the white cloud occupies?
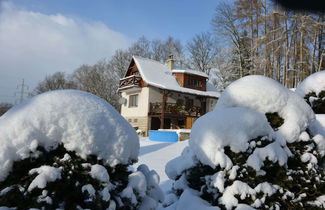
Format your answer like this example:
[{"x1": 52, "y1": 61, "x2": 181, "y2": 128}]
[{"x1": 0, "y1": 1, "x2": 131, "y2": 103}]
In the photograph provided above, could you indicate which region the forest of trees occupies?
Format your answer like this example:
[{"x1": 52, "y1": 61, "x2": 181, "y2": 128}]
[
  {"x1": 33, "y1": 0, "x2": 324, "y2": 109},
  {"x1": 213, "y1": 0, "x2": 324, "y2": 88}
]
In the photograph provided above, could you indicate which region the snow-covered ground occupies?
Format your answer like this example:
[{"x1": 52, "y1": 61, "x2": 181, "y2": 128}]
[
  {"x1": 134, "y1": 138, "x2": 188, "y2": 192},
  {"x1": 1, "y1": 73, "x2": 325, "y2": 209}
]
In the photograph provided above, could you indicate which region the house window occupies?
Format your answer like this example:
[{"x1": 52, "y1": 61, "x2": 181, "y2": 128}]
[
  {"x1": 186, "y1": 78, "x2": 191, "y2": 86},
  {"x1": 186, "y1": 78, "x2": 202, "y2": 87},
  {"x1": 129, "y1": 94, "x2": 138, "y2": 107}
]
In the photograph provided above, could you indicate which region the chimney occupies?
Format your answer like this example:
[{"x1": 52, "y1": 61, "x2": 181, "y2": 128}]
[{"x1": 166, "y1": 54, "x2": 174, "y2": 70}]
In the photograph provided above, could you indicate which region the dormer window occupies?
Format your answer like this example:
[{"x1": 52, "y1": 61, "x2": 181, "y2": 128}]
[
  {"x1": 172, "y1": 69, "x2": 207, "y2": 91},
  {"x1": 186, "y1": 78, "x2": 202, "y2": 87}
]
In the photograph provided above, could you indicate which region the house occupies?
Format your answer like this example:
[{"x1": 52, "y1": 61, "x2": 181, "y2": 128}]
[{"x1": 118, "y1": 56, "x2": 220, "y2": 135}]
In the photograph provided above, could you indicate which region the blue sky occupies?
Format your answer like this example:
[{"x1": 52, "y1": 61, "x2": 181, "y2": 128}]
[{"x1": 0, "y1": 0, "x2": 218, "y2": 103}]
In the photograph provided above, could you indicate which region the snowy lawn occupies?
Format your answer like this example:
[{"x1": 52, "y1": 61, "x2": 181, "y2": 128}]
[{"x1": 134, "y1": 137, "x2": 188, "y2": 192}]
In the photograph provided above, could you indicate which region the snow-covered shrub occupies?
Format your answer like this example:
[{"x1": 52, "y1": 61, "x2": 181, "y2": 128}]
[
  {"x1": 296, "y1": 70, "x2": 325, "y2": 114},
  {"x1": 0, "y1": 90, "x2": 163, "y2": 209},
  {"x1": 216, "y1": 75, "x2": 315, "y2": 143},
  {"x1": 136, "y1": 129, "x2": 145, "y2": 136},
  {"x1": 298, "y1": 72, "x2": 325, "y2": 168},
  {"x1": 164, "y1": 76, "x2": 325, "y2": 209}
]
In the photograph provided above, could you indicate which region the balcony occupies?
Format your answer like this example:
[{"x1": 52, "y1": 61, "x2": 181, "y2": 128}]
[
  {"x1": 149, "y1": 102, "x2": 203, "y2": 117},
  {"x1": 119, "y1": 75, "x2": 142, "y2": 90}
]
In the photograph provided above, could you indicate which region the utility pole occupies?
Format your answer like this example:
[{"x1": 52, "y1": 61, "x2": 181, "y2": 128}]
[{"x1": 15, "y1": 79, "x2": 29, "y2": 104}]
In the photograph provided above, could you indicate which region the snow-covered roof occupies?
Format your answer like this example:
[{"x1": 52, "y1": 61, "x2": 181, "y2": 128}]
[
  {"x1": 132, "y1": 56, "x2": 219, "y2": 98},
  {"x1": 172, "y1": 69, "x2": 208, "y2": 78}
]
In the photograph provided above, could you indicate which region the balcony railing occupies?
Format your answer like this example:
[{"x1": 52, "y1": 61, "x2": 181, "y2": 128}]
[
  {"x1": 149, "y1": 102, "x2": 203, "y2": 117},
  {"x1": 119, "y1": 75, "x2": 142, "y2": 89}
]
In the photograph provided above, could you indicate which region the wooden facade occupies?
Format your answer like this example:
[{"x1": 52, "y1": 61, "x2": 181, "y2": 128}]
[
  {"x1": 173, "y1": 73, "x2": 207, "y2": 91},
  {"x1": 119, "y1": 60, "x2": 147, "y2": 90}
]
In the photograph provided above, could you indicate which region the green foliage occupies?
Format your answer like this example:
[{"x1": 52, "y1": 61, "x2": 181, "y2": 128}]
[
  {"x1": 312, "y1": 99, "x2": 325, "y2": 114},
  {"x1": 265, "y1": 112, "x2": 284, "y2": 130},
  {"x1": 304, "y1": 91, "x2": 325, "y2": 114},
  {"x1": 0, "y1": 144, "x2": 134, "y2": 209},
  {"x1": 185, "y1": 163, "x2": 217, "y2": 192},
  {"x1": 318, "y1": 91, "x2": 325, "y2": 99}
]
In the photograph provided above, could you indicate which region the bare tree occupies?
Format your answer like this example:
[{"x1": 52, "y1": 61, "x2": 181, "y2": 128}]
[
  {"x1": 72, "y1": 60, "x2": 120, "y2": 108},
  {"x1": 34, "y1": 72, "x2": 77, "y2": 94},
  {"x1": 212, "y1": 1, "x2": 251, "y2": 77},
  {"x1": 210, "y1": 47, "x2": 240, "y2": 90},
  {"x1": 187, "y1": 32, "x2": 218, "y2": 75},
  {"x1": 212, "y1": 0, "x2": 325, "y2": 87},
  {"x1": 128, "y1": 36, "x2": 152, "y2": 58},
  {"x1": 163, "y1": 36, "x2": 184, "y2": 62},
  {"x1": 109, "y1": 49, "x2": 132, "y2": 78},
  {"x1": 151, "y1": 39, "x2": 165, "y2": 62}
]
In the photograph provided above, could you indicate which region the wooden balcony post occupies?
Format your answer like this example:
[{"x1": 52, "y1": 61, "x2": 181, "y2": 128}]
[{"x1": 160, "y1": 90, "x2": 168, "y2": 129}]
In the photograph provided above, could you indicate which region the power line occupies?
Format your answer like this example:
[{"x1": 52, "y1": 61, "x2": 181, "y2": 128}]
[{"x1": 14, "y1": 79, "x2": 30, "y2": 104}]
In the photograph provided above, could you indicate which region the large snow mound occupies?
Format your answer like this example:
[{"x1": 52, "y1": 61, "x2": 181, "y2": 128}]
[
  {"x1": 296, "y1": 70, "x2": 325, "y2": 97},
  {"x1": 188, "y1": 107, "x2": 288, "y2": 170},
  {"x1": 216, "y1": 75, "x2": 315, "y2": 143},
  {"x1": 0, "y1": 90, "x2": 139, "y2": 181}
]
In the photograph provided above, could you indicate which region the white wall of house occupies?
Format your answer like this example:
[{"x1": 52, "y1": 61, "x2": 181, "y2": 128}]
[
  {"x1": 120, "y1": 87, "x2": 150, "y2": 134},
  {"x1": 120, "y1": 87, "x2": 149, "y2": 117}
]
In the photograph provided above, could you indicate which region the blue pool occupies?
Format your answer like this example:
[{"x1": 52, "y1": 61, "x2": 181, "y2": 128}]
[{"x1": 149, "y1": 130, "x2": 178, "y2": 142}]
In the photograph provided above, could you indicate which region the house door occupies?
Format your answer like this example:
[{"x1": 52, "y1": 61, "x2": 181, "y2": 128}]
[
  {"x1": 150, "y1": 117, "x2": 160, "y2": 130},
  {"x1": 186, "y1": 117, "x2": 196, "y2": 129}
]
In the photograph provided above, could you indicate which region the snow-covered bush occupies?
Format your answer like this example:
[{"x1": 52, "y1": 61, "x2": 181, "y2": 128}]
[
  {"x1": 164, "y1": 76, "x2": 325, "y2": 209},
  {"x1": 0, "y1": 90, "x2": 163, "y2": 209},
  {"x1": 216, "y1": 75, "x2": 315, "y2": 143},
  {"x1": 296, "y1": 70, "x2": 325, "y2": 114}
]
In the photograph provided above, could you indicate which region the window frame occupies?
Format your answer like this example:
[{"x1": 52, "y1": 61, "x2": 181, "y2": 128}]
[{"x1": 129, "y1": 94, "x2": 139, "y2": 107}]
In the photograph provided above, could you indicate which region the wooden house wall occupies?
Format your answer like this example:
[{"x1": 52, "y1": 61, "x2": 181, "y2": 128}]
[{"x1": 173, "y1": 73, "x2": 206, "y2": 91}]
